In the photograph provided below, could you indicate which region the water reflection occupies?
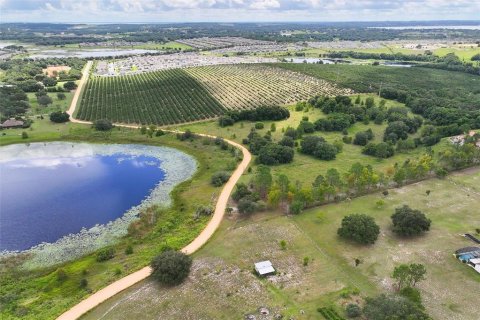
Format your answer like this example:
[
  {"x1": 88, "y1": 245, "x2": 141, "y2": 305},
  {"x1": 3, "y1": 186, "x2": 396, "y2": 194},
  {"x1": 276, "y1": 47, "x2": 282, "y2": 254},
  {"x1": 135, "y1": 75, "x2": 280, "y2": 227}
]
[{"x1": 0, "y1": 143, "x2": 165, "y2": 251}]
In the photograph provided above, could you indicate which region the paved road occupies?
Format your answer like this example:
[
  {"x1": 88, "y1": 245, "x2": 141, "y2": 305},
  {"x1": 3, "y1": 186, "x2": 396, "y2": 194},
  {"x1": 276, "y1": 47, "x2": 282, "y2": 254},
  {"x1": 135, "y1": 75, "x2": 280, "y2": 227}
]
[{"x1": 57, "y1": 63, "x2": 252, "y2": 320}]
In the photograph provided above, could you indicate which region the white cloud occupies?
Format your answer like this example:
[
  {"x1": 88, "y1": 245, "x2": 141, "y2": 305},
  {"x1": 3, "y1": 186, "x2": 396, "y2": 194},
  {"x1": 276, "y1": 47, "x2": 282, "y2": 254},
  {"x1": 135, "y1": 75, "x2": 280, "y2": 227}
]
[
  {"x1": 249, "y1": 0, "x2": 280, "y2": 10},
  {"x1": 0, "y1": 0, "x2": 479, "y2": 21}
]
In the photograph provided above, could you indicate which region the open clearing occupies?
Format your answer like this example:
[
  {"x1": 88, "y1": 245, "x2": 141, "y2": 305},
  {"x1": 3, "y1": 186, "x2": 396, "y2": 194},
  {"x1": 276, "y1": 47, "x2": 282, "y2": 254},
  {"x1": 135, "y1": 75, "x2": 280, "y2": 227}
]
[
  {"x1": 186, "y1": 64, "x2": 351, "y2": 110},
  {"x1": 82, "y1": 167, "x2": 480, "y2": 320}
]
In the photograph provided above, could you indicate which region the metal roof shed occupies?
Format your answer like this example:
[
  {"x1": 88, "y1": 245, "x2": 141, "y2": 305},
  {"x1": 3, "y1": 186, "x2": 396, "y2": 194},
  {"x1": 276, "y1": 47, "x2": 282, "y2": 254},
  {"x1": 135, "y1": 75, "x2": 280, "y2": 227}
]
[{"x1": 255, "y1": 260, "x2": 275, "y2": 276}]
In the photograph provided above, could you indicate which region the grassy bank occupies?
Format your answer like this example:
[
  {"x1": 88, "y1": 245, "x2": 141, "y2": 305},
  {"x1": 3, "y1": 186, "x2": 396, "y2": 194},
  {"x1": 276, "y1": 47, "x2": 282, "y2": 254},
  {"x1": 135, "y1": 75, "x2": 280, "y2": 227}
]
[{"x1": 0, "y1": 124, "x2": 239, "y2": 320}]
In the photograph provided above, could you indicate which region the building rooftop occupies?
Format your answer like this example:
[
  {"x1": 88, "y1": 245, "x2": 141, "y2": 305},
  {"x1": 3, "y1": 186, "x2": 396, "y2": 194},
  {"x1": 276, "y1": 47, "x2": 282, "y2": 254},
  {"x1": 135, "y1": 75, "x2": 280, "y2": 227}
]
[
  {"x1": 254, "y1": 260, "x2": 275, "y2": 275},
  {"x1": 1, "y1": 119, "x2": 24, "y2": 128}
]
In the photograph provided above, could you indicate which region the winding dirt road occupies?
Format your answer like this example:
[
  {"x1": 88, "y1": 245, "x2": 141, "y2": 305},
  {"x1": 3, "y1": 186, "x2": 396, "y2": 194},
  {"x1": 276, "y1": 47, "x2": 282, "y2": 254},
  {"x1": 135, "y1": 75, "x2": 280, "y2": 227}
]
[{"x1": 57, "y1": 62, "x2": 252, "y2": 320}]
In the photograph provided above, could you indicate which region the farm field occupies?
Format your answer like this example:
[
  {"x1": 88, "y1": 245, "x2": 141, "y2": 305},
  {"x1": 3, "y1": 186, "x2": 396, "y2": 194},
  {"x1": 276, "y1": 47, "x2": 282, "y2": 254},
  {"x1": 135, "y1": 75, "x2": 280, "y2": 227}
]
[
  {"x1": 82, "y1": 167, "x2": 480, "y2": 320},
  {"x1": 78, "y1": 64, "x2": 351, "y2": 126},
  {"x1": 185, "y1": 64, "x2": 352, "y2": 110},
  {"x1": 77, "y1": 68, "x2": 225, "y2": 125},
  {"x1": 275, "y1": 63, "x2": 480, "y2": 95}
]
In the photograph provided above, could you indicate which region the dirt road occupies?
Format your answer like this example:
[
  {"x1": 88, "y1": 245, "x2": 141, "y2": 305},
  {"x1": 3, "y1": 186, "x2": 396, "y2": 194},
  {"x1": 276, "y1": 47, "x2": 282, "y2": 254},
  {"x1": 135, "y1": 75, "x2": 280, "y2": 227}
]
[{"x1": 57, "y1": 63, "x2": 252, "y2": 320}]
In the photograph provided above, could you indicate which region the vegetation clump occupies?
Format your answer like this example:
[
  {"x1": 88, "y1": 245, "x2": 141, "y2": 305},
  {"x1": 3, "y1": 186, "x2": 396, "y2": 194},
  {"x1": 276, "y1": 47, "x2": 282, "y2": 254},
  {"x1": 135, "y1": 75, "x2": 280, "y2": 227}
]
[
  {"x1": 337, "y1": 214, "x2": 380, "y2": 244},
  {"x1": 49, "y1": 111, "x2": 70, "y2": 123},
  {"x1": 151, "y1": 250, "x2": 192, "y2": 286},
  {"x1": 391, "y1": 205, "x2": 431, "y2": 237},
  {"x1": 93, "y1": 119, "x2": 113, "y2": 131}
]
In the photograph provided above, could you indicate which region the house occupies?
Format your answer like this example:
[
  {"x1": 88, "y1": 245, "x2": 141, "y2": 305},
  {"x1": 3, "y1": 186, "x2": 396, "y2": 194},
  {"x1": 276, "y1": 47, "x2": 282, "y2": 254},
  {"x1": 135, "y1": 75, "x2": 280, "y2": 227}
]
[
  {"x1": 254, "y1": 260, "x2": 275, "y2": 276},
  {"x1": 1, "y1": 119, "x2": 24, "y2": 129},
  {"x1": 454, "y1": 247, "x2": 480, "y2": 274}
]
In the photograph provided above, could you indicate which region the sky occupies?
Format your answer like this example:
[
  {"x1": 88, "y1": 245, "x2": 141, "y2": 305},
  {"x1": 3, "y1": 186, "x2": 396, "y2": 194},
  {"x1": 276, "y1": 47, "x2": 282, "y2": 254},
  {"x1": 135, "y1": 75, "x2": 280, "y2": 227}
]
[{"x1": 1, "y1": 0, "x2": 480, "y2": 23}]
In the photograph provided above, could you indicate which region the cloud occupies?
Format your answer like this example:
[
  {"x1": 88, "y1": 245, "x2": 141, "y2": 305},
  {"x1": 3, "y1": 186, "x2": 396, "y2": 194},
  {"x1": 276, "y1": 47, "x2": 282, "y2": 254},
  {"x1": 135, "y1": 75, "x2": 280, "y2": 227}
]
[{"x1": 0, "y1": 0, "x2": 479, "y2": 21}]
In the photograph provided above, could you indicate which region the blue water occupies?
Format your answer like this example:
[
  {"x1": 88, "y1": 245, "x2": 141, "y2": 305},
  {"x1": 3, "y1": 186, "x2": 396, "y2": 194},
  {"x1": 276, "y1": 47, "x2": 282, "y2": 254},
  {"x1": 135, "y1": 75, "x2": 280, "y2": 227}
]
[{"x1": 0, "y1": 148, "x2": 165, "y2": 251}]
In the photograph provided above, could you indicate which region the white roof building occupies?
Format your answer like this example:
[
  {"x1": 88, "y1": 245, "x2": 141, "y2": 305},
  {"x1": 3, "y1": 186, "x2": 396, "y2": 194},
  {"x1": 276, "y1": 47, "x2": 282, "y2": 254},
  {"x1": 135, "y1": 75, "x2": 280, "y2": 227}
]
[{"x1": 254, "y1": 260, "x2": 275, "y2": 276}]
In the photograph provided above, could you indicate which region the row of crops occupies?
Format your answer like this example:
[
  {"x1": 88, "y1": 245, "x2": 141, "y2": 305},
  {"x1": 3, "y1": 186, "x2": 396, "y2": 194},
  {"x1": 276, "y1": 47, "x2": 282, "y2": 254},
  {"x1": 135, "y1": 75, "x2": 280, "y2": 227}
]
[
  {"x1": 317, "y1": 307, "x2": 346, "y2": 320},
  {"x1": 186, "y1": 64, "x2": 352, "y2": 110},
  {"x1": 77, "y1": 64, "x2": 352, "y2": 126},
  {"x1": 77, "y1": 68, "x2": 225, "y2": 125}
]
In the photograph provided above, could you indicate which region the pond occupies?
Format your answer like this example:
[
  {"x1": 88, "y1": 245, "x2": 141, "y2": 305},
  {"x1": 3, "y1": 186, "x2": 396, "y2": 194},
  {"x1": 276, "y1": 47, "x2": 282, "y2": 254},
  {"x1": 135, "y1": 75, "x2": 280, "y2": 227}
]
[{"x1": 0, "y1": 142, "x2": 196, "y2": 266}]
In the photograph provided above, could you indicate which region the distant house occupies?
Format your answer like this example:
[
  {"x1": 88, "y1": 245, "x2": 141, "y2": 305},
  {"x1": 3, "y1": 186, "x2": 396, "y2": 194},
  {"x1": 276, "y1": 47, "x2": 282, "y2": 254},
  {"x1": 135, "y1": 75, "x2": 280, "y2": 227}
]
[
  {"x1": 454, "y1": 247, "x2": 480, "y2": 274},
  {"x1": 254, "y1": 260, "x2": 275, "y2": 276},
  {"x1": 1, "y1": 119, "x2": 24, "y2": 129}
]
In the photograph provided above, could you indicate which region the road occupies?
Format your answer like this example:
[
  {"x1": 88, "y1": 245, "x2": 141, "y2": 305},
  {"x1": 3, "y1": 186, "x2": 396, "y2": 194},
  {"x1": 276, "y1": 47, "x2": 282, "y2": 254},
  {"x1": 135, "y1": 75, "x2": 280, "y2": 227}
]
[{"x1": 57, "y1": 62, "x2": 252, "y2": 320}]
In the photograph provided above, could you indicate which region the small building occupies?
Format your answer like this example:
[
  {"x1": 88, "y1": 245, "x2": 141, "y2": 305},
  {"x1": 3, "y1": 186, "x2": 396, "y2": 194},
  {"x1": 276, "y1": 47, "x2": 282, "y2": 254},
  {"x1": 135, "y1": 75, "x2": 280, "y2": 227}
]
[
  {"x1": 1, "y1": 119, "x2": 24, "y2": 129},
  {"x1": 254, "y1": 260, "x2": 275, "y2": 276},
  {"x1": 454, "y1": 247, "x2": 480, "y2": 274}
]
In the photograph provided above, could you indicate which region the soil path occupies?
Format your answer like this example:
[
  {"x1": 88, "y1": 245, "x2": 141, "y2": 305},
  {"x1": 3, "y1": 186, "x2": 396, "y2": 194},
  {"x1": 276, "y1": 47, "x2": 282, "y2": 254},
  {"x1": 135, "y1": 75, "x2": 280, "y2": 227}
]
[{"x1": 57, "y1": 62, "x2": 252, "y2": 320}]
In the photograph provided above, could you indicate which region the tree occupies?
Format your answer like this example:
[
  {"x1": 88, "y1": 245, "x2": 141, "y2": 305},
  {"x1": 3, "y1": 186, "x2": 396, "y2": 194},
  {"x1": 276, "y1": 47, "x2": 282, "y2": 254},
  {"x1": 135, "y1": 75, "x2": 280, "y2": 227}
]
[
  {"x1": 211, "y1": 171, "x2": 231, "y2": 187},
  {"x1": 257, "y1": 143, "x2": 294, "y2": 165},
  {"x1": 232, "y1": 183, "x2": 251, "y2": 201},
  {"x1": 313, "y1": 141, "x2": 338, "y2": 160},
  {"x1": 49, "y1": 111, "x2": 70, "y2": 123},
  {"x1": 252, "y1": 165, "x2": 272, "y2": 199},
  {"x1": 353, "y1": 131, "x2": 369, "y2": 146},
  {"x1": 93, "y1": 119, "x2": 113, "y2": 131},
  {"x1": 37, "y1": 94, "x2": 53, "y2": 106},
  {"x1": 346, "y1": 303, "x2": 361, "y2": 318},
  {"x1": 392, "y1": 263, "x2": 427, "y2": 290},
  {"x1": 300, "y1": 136, "x2": 325, "y2": 154},
  {"x1": 151, "y1": 250, "x2": 192, "y2": 285},
  {"x1": 57, "y1": 92, "x2": 66, "y2": 100},
  {"x1": 96, "y1": 247, "x2": 115, "y2": 262},
  {"x1": 63, "y1": 81, "x2": 78, "y2": 91},
  {"x1": 363, "y1": 294, "x2": 430, "y2": 320},
  {"x1": 391, "y1": 205, "x2": 431, "y2": 237},
  {"x1": 337, "y1": 214, "x2": 380, "y2": 245}
]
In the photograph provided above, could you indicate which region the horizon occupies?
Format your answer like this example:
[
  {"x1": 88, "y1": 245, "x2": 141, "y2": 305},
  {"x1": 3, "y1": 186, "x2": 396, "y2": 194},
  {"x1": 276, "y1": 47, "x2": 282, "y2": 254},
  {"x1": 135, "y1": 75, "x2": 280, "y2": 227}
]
[{"x1": 1, "y1": 0, "x2": 480, "y2": 23}]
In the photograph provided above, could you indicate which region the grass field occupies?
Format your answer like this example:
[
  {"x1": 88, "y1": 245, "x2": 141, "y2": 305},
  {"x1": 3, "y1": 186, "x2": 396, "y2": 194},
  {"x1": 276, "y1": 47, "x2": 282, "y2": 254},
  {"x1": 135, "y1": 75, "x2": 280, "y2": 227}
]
[
  {"x1": 434, "y1": 46, "x2": 480, "y2": 61},
  {"x1": 186, "y1": 65, "x2": 351, "y2": 110},
  {"x1": 82, "y1": 167, "x2": 480, "y2": 320},
  {"x1": 26, "y1": 91, "x2": 74, "y2": 115},
  {"x1": 0, "y1": 125, "x2": 239, "y2": 320}
]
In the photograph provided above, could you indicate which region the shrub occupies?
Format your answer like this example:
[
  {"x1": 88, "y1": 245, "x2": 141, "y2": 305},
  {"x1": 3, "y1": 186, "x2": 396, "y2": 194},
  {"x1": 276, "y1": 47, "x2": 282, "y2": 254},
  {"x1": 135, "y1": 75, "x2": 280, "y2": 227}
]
[
  {"x1": 49, "y1": 111, "x2": 70, "y2": 123},
  {"x1": 346, "y1": 304, "x2": 361, "y2": 318},
  {"x1": 232, "y1": 183, "x2": 251, "y2": 201},
  {"x1": 63, "y1": 81, "x2": 77, "y2": 91},
  {"x1": 238, "y1": 198, "x2": 256, "y2": 214},
  {"x1": 279, "y1": 136, "x2": 295, "y2": 147},
  {"x1": 56, "y1": 92, "x2": 66, "y2": 100},
  {"x1": 338, "y1": 214, "x2": 380, "y2": 245},
  {"x1": 303, "y1": 256, "x2": 310, "y2": 266},
  {"x1": 21, "y1": 131, "x2": 28, "y2": 139},
  {"x1": 211, "y1": 171, "x2": 231, "y2": 187},
  {"x1": 96, "y1": 247, "x2": 115, "y2": 262},
  {"x1": 93, "y1": 119, "x2": 113, "y2": 131},
  {"x1": 125, "y1": 245, "x2": 134, "y2": 255},
  {"x1": 219, "y1": 115, "x2": 234, "y2": 127},
  {"x1": 79, "y1": 278, "x2": 88, "y2": 289},
  {"x1": 363, "y1": 294, "x2": 429, "y2": 320},
  {"x1": 342, "y1": 135, "x2": 352, "y2": 144},
  {"x1": 56, "y1": 269, "x2": 68, "y2": 282},
  {"x1": 151, "y1": 250, "x2": 192, "y2": 285},
  {"x1": 255, "y1": 122, "x2": 264, "y2": 129},
  {"x1": 391, "y1": 205, "x2": 431, "y2": 237},
  {"x1": 280, "y1": 240, "x2": 287, "y2": 250}
]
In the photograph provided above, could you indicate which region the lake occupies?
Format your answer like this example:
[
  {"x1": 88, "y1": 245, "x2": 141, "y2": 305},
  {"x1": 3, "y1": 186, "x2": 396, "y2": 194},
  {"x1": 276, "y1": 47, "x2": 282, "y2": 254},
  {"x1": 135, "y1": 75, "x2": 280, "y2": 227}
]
[{"x1": 0, "y1": 142, "x2": 196, "y2": 261}]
